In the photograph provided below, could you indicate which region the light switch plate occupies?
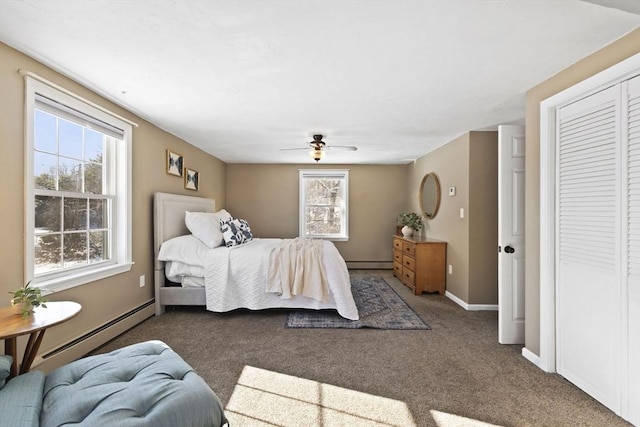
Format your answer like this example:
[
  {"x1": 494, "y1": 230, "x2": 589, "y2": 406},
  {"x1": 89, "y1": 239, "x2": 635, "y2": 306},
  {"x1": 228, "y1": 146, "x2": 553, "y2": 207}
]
[
  {"x1": 459, "y1": 208, "x2": 464, "y2": 219},
  {"x1": 448, "y1": 186, "x2": 456, "y2": 196}
]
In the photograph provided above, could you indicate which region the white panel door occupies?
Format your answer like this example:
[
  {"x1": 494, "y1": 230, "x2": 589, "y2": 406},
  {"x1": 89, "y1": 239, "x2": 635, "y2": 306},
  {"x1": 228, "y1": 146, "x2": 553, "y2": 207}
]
[
  {"x1": 556, "y1": 85, "x2": 621, "y2": 411},
  {"x1": 498, "y1": 125, "x2": 526, "y2": 344}
]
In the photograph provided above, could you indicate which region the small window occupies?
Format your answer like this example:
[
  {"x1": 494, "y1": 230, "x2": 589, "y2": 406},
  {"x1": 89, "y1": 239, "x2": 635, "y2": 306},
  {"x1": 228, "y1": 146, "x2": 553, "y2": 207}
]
[
  {"x1": 299, "y1": 170, "x2": 349, "y2": 241},
  {"x1": 25, "y1": 77, "x2": 133, "y2": 292}
]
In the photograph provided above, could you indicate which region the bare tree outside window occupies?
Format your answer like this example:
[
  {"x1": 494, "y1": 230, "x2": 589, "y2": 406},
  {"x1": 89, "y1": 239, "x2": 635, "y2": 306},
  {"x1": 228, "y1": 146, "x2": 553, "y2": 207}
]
[
  {"x1": 299, "y1": 170, "x2": 349, "y2": 240},
  {"x1": 33, "y1": 108, "x2": 112, "y2": 275}
]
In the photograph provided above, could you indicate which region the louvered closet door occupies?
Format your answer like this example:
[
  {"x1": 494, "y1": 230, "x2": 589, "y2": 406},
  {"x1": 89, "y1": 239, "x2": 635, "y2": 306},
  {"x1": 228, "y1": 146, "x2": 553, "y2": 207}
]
[
  {"x1": 556, "y1": 85, "x2": 621, "y2": 410},
  {"x1": 625, "y1": 75, "x2": 640, "y2": 424}
]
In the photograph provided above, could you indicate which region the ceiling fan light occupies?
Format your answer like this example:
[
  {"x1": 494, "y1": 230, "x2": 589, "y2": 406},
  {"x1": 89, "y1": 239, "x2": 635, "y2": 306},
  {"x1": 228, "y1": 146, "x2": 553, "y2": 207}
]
[{"x1": 310, "y1": 149, "x2": 325, "y2": 162}]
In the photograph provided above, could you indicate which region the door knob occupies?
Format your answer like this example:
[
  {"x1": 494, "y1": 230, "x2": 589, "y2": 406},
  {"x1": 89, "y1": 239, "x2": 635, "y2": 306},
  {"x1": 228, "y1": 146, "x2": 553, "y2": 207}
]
[{"x1": 504, "y1": 245, "x2": 515, "y2": 254}]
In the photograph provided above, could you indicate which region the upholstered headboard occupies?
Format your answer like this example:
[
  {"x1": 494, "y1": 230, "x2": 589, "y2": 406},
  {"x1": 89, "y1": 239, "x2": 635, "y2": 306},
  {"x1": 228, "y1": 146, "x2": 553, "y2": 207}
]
[{"x1": 153, "y1": 192, "x2": 215, "y2": 271}]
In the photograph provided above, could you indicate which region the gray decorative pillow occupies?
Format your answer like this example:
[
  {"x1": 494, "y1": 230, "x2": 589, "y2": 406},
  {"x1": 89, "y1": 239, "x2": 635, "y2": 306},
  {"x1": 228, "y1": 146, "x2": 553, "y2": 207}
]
[{"x1": 220, "y1": 218, "x2": 253, "y2": 247}]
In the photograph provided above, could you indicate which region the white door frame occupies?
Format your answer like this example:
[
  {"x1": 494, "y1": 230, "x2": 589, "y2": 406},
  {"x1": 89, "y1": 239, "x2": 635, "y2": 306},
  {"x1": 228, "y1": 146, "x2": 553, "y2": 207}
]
[
  {"x1": 539, "y1": 53, "x2": 639, "y2": 422},
  {"x1": 539, "y1": 52, "x2": 639, "y2": 373}
]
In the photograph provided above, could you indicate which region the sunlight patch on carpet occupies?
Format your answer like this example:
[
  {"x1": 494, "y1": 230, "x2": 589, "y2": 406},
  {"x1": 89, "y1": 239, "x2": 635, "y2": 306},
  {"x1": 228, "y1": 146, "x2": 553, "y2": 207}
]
[{"x1": 225, "y1": 365, "x2": 417, "y2": 427}]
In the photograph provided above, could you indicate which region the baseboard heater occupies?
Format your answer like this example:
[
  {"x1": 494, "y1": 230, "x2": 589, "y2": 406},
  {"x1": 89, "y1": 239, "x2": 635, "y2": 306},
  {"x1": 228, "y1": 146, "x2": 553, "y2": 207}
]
[
  {"x1": 346, "y1": 261, "x2": 393, "y2": 270},
  {"x1": 42, "y1": 300, "x2": 154, "y2": 359},
  {"x1": 33, "y1": 300, "x2": 155, "y2": 373}
]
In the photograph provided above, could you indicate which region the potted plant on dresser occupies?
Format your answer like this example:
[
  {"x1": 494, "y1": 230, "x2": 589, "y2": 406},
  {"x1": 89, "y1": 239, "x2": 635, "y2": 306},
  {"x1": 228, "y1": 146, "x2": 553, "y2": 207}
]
[{"x1": 396, "y1": 212, "x2": 423, "y2": 238}]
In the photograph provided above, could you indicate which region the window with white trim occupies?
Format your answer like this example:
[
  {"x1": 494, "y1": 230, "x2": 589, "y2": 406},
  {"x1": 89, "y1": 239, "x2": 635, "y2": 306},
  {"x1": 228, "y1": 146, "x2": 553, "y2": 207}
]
[
  {"x1": 25, "y1": 77, "x2": 133, "y2": 292},
  {"x1": 299, "y1": 170, "x2": 349, "y2": 241}
]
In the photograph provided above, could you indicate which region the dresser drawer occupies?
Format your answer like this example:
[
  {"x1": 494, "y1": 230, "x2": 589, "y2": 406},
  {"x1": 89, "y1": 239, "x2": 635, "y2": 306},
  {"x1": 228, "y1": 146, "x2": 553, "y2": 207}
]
[
  {"x1": 402, "y1": 242, "x2": 416, "y2": 257},
  {"x1": 402, "y1": 267, "x2": 415, "y2": 285},
  {"x1": 393, "y1": 238, "x2": 403, "y2": 251},
  {"x1": 402, "y1": 255, "x2": 416, "y2": 271},
  {"x1": 393, "y1": 261, "x2": 403, "y2": 277},
  {"x1": 393, "y1": 250, "x2": 402, "y2": 264}
]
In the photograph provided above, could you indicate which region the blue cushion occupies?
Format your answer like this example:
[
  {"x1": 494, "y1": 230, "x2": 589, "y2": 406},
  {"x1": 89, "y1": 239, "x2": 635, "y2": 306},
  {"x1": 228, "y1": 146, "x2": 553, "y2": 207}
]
[
  {"x1": 0, "y1": 370, "x2": 45, "y2": 426},
  {"x1": 0, "y1": 354, "x2": 12, "y2": 390},
  {"x1": 41, "y1": 340, "x2": 227, "y2": 427}
]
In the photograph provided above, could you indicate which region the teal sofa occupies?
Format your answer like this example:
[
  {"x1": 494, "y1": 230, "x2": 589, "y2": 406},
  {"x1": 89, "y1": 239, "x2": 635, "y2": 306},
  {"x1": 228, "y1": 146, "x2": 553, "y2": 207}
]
[{"x1": 0, "y1": 340, "x2": 228, "y2": 427}]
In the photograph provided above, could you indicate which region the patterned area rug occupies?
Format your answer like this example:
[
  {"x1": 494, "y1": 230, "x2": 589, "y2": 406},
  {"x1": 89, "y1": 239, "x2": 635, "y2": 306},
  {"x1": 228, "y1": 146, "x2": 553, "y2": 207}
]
[{"x1": 285, "y1": 276, "x2": 431, "y2": 329}]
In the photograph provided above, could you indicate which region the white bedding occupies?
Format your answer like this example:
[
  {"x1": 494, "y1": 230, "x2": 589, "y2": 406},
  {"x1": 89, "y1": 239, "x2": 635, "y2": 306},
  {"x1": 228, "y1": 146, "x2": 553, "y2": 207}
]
[
  {"x1": 204, "y1": 238, "x2": 358, "y2": 320},
  {"x1": 266, "y1": 237, "x2": 329, "y2": 303},
  {"x1": 164, "y1": 261, "x2": 205, "y2": 283}
]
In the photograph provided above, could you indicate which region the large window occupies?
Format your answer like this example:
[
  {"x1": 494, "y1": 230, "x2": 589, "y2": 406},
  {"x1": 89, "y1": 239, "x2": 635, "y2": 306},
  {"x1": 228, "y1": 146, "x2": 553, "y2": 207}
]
[
  {"x1": 299, "y1": 170, "x2": 349, "y2": 241},
  {"x1": 25, "y1": 76, "x2": 133, "y2": 292}
]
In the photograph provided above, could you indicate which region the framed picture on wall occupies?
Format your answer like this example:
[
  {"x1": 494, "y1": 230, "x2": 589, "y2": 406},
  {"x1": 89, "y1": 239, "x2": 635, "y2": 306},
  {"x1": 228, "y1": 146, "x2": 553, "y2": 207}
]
[
  {"x1": 166, "y1": 150, "x2": 184, "y2": 177},
  {"x1": 185, "y1": 168, "x2": 199, "y2": 191}
]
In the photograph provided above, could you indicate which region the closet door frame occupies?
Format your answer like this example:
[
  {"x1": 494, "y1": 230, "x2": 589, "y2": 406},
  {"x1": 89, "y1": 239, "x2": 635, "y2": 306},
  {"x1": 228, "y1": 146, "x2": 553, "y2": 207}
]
[{"x1": 539, "y1": 53, "x2": 639, "y2": 419}]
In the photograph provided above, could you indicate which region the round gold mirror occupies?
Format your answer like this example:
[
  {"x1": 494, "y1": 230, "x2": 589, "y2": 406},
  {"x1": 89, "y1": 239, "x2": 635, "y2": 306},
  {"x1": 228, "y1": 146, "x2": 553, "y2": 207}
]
[{"x1": 419, "y1": 173, "x2": 441, "y2": 219}]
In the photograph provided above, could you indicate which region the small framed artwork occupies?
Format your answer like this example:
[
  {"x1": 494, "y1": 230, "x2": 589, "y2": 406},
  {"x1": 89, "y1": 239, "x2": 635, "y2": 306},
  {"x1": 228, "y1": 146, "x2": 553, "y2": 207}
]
[
  {"x1": 166, "y1": 150, "x2": 183, "y2": 177},
  {"x1": 185, "y1": 168, "x2": 199, "y2": 191}
]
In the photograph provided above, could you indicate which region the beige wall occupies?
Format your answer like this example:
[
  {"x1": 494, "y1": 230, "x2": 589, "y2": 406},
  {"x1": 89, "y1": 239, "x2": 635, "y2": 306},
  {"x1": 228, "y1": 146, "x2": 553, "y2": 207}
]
[
  {"x1": 226, "y1": 164, "x2": 408, "y2": 267},
  {"x1": 0, "y1": 42, "x2": 226, "y2": 362},
  {"x1": 410, "y1": 134, "x2": 470, "y2": 301},
  {"x1": 468, "y1": 132, "x2": 499, "y2": 304},
  {"x1": 524, "y1": 28, "x2": 640, "y2": 355},
  {"x1": 409, "y1": 131, "x2": 498, "y2": 305}
]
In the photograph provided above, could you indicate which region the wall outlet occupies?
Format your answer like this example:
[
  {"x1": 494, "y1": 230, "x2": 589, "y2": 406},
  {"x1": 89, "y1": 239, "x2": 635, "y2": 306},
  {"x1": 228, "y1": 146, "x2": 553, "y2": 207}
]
[
  {"x1": 448, "y1": 186, "x2": 456, "y2": 196},
  {"x1": 139, "y1": 275, "x2": 145, "y2": 287},
  {"x1": 448, "y1": 264, "x2": 453, "y2": 275}
]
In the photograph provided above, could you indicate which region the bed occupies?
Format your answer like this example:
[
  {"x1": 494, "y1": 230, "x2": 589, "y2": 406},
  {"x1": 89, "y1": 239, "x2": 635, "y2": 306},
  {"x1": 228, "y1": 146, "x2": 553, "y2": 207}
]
[{"x1": 153, "y1": 192, "x2": 359, "y2": 320}]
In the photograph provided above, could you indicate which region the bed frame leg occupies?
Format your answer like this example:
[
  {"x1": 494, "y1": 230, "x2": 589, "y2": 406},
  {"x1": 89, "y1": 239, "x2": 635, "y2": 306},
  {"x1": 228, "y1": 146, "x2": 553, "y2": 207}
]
[
  {"x1": 155, "y1": 302, "x2": 165, "y2": 316},
  {"x1": 154, "y1": 269, "x2": 166, "y2": 316}
]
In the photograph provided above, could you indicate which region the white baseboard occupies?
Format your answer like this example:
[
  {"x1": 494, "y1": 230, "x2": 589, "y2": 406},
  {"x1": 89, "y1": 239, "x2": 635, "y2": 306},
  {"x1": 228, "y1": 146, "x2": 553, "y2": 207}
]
[
  {"x1": 522, "y1": 347, "x2": 542, "y2": 369},
  {"x1": 445, "y1": 291, "x2": 499, "y2": 311}
]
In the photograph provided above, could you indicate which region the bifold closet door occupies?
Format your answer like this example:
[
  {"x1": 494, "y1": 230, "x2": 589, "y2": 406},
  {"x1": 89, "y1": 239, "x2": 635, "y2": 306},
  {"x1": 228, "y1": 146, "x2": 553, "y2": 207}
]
[
  {"x1": 556, "y1": 84, "x2": 621, "y2": 410},
  {"x1": 625, "y1": 75, "x2": 639, "y2": 424}
]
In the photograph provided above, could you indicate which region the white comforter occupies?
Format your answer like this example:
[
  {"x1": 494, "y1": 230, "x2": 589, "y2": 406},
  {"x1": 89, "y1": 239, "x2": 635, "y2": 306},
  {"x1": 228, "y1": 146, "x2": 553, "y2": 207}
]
[{"x1": 204, "y1": 238, "x2": 358, "y2": 320}]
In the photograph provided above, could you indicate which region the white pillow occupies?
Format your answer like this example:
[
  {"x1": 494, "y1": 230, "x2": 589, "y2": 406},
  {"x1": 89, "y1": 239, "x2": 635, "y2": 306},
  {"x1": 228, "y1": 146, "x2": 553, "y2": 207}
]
[
  {"x1": 184, "y1": 209, "x2": 232, "y2": 248},
  {"x1": 158, "y1": 235, "x2": 208, "y2": 266}
]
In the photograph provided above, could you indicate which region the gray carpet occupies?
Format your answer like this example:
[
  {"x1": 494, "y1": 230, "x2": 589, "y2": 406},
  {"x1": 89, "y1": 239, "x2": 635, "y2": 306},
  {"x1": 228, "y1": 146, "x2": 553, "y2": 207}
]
[
  {"x1": 286, "y1": 276, "x2": 430, "y2": 329},
  {"x1": 92, "y1": 271, "x2": 630, "y2": 427}
]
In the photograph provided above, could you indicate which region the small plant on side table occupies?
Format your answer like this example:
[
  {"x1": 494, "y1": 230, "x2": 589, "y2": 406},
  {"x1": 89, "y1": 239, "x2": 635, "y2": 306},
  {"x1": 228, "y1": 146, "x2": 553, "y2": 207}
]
[{"x1": 9, "y1": 282, "x2": 47, "y2": 318}]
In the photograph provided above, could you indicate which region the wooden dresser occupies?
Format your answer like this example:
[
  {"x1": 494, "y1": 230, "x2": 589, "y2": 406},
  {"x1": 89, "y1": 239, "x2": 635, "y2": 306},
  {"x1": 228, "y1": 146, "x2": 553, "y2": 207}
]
[{"x1": 393, "y1": 235, "x2": 447, "y2": 295}]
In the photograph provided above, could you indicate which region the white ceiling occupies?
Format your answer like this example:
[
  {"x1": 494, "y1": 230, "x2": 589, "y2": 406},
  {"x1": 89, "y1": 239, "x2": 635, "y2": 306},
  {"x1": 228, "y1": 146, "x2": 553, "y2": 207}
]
[{"x1": 1, "y1": 1, "x2": 638, "y2": 164}]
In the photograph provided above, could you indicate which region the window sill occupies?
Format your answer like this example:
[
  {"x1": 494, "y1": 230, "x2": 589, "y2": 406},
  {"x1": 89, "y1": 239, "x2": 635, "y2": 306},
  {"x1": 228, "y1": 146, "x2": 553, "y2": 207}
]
[
  {"x1": 305, "y1": 236, "x2": 349, "y2": 242},
  {"x1": 34, "y1": 263, "x2": 134, "y2": 294}
]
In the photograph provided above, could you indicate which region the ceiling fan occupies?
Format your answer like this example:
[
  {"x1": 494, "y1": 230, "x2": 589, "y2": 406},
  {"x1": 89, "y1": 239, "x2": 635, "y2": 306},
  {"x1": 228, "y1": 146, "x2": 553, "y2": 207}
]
[{"x1": 281, "y1": 134, "x2": 358, "y2": 162}]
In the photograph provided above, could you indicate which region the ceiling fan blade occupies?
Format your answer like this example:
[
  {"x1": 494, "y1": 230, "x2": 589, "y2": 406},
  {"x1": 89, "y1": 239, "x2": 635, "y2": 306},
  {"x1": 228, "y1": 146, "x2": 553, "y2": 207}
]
[
  {"x1": 280, "y1": 147, "x2": 313, "y2": 151},
  {"x1": 326, "y1": 145, "x2": 358, "y2": 151}
]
